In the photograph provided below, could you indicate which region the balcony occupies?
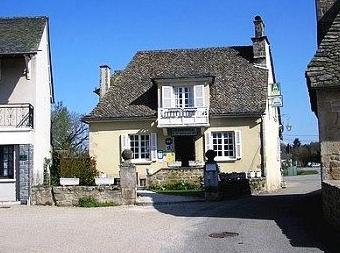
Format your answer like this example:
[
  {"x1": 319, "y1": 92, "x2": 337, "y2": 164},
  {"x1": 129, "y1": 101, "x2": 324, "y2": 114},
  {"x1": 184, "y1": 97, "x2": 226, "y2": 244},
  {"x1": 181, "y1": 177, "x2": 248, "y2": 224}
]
[
  {"x1": 158, "y1": 107, "x2": 209, "y2": 128},
  {"x1": 0, "y1": 104, "x2": 34, "y2": 129}
]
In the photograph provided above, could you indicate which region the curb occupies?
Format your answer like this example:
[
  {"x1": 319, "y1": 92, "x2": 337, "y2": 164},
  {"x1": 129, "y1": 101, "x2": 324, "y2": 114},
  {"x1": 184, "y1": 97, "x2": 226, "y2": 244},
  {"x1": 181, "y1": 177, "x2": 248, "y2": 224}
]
[{"x1": 136, "y1": 199, "x2": 206, "y2": 206}]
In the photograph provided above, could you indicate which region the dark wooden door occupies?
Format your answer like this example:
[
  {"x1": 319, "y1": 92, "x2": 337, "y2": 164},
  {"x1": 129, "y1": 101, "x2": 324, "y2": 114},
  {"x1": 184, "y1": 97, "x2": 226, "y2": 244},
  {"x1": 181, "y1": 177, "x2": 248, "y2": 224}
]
[{"x1": 174, "y1": 136, "x2": 195, "y2": 167}]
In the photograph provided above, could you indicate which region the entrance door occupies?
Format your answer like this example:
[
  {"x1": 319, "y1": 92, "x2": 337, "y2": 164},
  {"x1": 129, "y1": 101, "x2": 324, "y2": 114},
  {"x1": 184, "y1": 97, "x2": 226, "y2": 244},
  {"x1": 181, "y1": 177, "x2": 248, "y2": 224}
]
[
  {"x1": 174, "y1": 136, "x2": 195, "y2": 167},
  {"x1": 0, "y1": 145, "x2": 16, "y2": 201}
]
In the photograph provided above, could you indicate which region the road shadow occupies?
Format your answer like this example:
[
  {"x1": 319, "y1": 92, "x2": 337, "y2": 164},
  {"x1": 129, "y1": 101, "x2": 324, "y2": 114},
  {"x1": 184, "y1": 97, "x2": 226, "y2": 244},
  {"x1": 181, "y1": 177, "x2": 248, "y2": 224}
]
[{"x1": 152, "y1": 190, "x2": 340, "y2": 252}]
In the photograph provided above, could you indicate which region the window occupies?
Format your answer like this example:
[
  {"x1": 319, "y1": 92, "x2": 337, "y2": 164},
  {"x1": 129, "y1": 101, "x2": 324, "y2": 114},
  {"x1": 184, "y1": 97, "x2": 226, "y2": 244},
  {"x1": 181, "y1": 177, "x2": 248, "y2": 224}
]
[
  {"x1": 205, "y1": 131, "x2": 242, "y2": 160},
  {"x1": 212, "y1": 132, "x2": 235, "y2": 158},
  {"x1": 0, "y1": 145, "x2": 14, "y2": 179},
  {"x1": 174, "y1": 86, "x2": 194, "y2": 108},
  {"x1": 129, "y1": 134, "x2": 150, "y2": 160}
]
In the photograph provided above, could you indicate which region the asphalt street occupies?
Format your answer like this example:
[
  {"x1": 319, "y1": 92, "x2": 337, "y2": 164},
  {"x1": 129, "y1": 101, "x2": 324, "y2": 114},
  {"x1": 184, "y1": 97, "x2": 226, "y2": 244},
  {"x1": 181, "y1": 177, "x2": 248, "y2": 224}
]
[{"x1": 0, "y1": 175, "x2": 339, "y2": 253}]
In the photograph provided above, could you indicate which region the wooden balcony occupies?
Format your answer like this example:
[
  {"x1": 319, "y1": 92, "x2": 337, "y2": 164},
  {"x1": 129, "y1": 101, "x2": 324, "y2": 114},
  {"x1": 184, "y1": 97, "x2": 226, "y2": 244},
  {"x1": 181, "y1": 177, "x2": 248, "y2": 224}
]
[
  {"x1": 0, "y1": 104, "x2": 34, "y2": 129},
  {"x1": 158, "y1": 107, "x2": 209, "y2": 128}
]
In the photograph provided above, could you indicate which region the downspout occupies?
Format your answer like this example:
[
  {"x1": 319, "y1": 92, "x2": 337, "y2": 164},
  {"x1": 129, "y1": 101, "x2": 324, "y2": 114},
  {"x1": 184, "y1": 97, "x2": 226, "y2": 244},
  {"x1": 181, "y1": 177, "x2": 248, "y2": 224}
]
[{"x1": 260, "y1": 115, "x2": 266, "y2": 177}]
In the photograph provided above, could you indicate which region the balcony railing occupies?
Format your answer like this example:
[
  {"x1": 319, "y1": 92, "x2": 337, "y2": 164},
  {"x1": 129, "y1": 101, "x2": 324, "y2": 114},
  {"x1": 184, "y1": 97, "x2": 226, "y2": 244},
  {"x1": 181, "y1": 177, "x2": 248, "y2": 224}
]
[
  {"x1": 158, "y1": 107, "x2": 209, "y2": 127},
  {"x1": 0, "y1": 104, "x2": 34, "y2": 129}
]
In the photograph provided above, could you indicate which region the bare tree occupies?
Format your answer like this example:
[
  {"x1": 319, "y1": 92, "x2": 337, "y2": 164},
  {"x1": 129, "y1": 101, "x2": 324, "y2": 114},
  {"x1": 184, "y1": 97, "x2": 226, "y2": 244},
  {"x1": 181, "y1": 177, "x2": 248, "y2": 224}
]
[{"x1": 51, "y1": 102, "x2": 88, "y2": 153}]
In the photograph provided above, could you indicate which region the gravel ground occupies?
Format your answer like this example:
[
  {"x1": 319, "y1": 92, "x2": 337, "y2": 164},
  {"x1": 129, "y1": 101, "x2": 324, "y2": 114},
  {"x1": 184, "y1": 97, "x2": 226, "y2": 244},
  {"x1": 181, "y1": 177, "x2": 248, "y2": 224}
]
[{"x1": 0, "y1": 175, "x2": 339, "y2": 253}]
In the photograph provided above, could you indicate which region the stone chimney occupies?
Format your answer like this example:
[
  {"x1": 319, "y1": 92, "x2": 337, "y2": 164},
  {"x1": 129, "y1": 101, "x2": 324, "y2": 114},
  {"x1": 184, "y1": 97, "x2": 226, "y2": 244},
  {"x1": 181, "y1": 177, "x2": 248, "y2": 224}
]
[
  {"x1": 99, "y1": 65, "x2": 111, "y2": 98},
  {"x1": 251, "y1": 16, "x2": 269, "y2": 68},
  {"x1": 316, "y1": 0, "x2": 339, "y2": 45}
]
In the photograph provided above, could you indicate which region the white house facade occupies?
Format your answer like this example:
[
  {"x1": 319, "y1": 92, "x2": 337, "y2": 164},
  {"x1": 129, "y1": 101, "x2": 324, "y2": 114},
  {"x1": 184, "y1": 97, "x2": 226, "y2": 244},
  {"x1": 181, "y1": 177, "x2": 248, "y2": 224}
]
[{"x1": 0, "y1": 17, "x2": 54, "y2": 203}]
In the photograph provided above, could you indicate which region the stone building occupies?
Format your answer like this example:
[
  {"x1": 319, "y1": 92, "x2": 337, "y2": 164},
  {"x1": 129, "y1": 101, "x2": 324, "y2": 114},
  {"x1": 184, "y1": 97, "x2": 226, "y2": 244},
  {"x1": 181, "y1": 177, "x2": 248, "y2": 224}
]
[
  {"x1": 0, "y1": 17, "x2": 54, "y2": 203},
  {"x1": 306, "y1": 0, "x2": 340, "y2": 228},
  {"x1": 84, "y1": 16, "x2": 283, "y2": 192}
]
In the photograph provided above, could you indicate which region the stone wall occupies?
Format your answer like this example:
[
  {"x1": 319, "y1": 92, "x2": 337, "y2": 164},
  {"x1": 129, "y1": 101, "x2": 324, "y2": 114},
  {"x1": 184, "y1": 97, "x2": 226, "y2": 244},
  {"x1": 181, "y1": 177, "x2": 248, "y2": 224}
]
[
  {"x1": 31, "y1": 185, "x2": 122, "y2": 207},
  {"x1": 18, "y1": 144, "x2": 33, "y2": 204},
  {"x1": 316, "y1": 90, "x2": 340, "y2": 180},
  {"x1": 322, "y1": 181, "x2": 340, "y2": 230},
  {"x1": 147, "y1": 167, "x2": 204, "y2": 188}
]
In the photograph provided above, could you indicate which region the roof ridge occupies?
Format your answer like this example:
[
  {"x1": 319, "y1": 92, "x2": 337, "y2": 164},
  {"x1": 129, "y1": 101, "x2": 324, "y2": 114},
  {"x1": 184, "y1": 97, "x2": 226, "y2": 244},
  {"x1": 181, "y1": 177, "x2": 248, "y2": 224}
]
[
  {"x1": 0, "y1": 16, "x2": 48, "y2": 20},
  {"x1": 136, "y1": 45, "x2": 252, "y2": 54}
]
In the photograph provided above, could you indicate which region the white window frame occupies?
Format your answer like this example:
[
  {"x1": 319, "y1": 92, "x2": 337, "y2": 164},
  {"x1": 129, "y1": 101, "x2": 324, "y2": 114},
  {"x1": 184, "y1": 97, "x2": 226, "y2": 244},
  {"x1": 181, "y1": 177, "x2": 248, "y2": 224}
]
[
  {"x1": 205, "y1": 130, "x2": 242, "y2": 161},
  {"x1": 174, "y1": 86, "x2": 194, "y2": 108},
  {"x1": 120, "y1": 133, "x2": 157, "y2": 164},
  {"x1": 129, "y1": 134, "x2": 150, "y2": 162}
]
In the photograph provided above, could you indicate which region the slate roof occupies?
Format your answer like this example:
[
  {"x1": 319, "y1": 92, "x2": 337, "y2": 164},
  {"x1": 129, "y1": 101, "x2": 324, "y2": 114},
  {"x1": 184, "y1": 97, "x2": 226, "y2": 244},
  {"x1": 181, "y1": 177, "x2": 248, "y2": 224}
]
[
  {"x1": 0, "y1": 17, "x2": 47, "y2": 55},
  {"x1": 306, "y1": 2, "x2": 340, "y2": 111},
  {"x1": 85, "y1": 46, "x2": 268, "y2": 121}
]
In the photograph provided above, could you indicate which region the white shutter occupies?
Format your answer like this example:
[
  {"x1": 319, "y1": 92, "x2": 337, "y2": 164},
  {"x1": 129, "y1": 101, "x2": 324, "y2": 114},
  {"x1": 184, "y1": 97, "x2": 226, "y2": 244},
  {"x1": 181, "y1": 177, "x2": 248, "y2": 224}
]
[
  {"x1": 162, "y1": 86, "x2": 173, "y2": 108},
  {"x1": 194, "y1": 85, "x2": 204, "y2": 107},
  {"x1": 204, "y1": 131, "x2": 213, "y2": 153},
  {"x1": 120, "y1": 134, "x2": 130, "y2": 153},
  {"x1": 150, "y1": 133, "x2": 157, "y2": 161},
  {"x1": 235, "y1": 130, "x2": 242, "y2": 159}
]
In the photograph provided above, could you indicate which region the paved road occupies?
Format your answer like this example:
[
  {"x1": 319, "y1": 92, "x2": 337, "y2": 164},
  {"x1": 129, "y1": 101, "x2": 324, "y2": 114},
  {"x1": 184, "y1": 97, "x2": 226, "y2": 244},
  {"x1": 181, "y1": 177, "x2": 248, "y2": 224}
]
[{"x1": 0, "y1": 175, "x2": 339, "y2": 253}]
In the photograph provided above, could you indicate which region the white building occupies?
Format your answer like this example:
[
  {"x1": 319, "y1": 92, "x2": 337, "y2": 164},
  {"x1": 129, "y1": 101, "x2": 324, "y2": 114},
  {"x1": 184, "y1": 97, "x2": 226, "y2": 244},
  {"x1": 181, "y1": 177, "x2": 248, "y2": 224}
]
[{"x1": 0, "y1": 17, "x2": 54, "y2": 203}]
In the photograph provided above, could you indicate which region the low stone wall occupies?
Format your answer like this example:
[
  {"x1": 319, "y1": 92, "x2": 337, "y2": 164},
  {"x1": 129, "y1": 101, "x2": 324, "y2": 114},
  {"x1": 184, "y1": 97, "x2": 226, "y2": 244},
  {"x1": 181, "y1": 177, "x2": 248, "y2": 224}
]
[
  {"x1": 220, "y1": 178, "x2": 267, "y2": 196},
  {"x1": 322, "y1": 180, "x2": 340, "y2": 230},
  {"x1": 31, "y1": 185, "x2": 122, "y2": 207},
  {"x1": 147, "y1": 167, "x2": 204, "y2": 188}
]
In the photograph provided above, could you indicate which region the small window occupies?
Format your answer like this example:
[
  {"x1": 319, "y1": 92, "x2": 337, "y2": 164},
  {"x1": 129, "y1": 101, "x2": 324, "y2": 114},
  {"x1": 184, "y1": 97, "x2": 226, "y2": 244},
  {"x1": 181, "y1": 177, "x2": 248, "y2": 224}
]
[
  {"x1": 0, "y1": 145, "x2": 14, "y2": 179},
  {"x1": 212, "y1": 132, "x2": 235, "y2": 158},
  {"x1": 139, "y1": 178, "x2": 147, "y2": 187},
  {"x1": 129, "y1": 134, "x2": 150, "y2": 160}
]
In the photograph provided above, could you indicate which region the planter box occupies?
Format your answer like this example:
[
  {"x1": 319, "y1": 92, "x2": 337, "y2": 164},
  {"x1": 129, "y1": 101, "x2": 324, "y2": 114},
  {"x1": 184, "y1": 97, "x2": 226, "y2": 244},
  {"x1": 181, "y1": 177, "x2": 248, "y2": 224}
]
[
  {"x1": 60, "y1": 178, "x2": 79, "y2": 186},
  {"x1": 95, "y1": 177, "x2": 115, "y2": 186}
]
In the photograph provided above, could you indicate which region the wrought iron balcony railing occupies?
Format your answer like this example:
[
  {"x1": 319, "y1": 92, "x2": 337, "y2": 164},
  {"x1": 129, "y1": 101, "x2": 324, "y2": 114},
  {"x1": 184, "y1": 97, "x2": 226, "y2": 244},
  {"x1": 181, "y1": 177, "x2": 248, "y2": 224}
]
[{"x1": 0, "y1": 104, "x2": 34, "y2": 129}]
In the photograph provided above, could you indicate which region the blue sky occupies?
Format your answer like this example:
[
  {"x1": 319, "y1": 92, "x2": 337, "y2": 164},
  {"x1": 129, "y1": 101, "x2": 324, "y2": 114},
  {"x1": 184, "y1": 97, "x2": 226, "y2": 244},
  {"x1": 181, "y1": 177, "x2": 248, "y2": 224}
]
[{"x1": 1, "y1": 0, "x2": 318, "y2": 143}]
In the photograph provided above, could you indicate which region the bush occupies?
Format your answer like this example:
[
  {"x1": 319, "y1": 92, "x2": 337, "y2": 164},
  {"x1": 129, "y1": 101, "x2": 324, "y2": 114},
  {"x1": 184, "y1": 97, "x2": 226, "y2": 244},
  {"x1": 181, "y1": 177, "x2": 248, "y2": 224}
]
[
  {"x1": 150, "y1": 181, "x2": 199, "y2": 191},
  {"x1": 78, "y1": 196, "x2": 116, "y2": 208},
  {"x1": 60, "y1": 154, "x2": 99, "y2": 186},
  {"x1": 50, "y1": 152, "x2": 61, "y2": 186}
]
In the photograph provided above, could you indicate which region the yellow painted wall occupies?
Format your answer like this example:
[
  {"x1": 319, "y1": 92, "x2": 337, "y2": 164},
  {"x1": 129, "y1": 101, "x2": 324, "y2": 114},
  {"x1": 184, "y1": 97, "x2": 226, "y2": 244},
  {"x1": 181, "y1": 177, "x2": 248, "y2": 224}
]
[{"x1": 89, "y1": 117, "x2": 262, "y2": 179}]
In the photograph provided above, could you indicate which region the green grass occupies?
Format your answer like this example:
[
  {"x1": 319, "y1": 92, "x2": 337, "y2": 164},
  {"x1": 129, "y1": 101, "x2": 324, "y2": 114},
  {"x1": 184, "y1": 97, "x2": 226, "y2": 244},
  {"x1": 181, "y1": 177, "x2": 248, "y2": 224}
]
[
  {"x1": 297, "y1": 170, "x2": 319, "y2": 176},
  {"x1": 154, "y1": 189, "x2": 204, "y2": 198},
  {"x1": 78, "y1": 196, "x2": 119, "y2": 208}
]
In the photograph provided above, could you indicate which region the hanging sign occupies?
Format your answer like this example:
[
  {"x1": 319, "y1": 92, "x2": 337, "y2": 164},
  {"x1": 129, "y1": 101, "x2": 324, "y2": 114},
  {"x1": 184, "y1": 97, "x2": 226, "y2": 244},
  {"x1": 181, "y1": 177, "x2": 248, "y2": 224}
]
[
  {"x1": 270, "y1": 95, "x2": 283, "y2": 107},
  {"x1": 270, "y1": 82, "x2": 281, "y2": 96}
]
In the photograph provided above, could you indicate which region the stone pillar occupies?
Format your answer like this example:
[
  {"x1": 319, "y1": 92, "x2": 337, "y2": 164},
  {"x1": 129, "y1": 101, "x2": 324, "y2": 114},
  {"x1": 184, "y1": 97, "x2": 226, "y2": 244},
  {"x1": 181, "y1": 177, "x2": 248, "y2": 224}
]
[
  {"x1": 18, "y1": 144, "x2": 33, "y2": 204},
  {"x1": 119, "y1": 149, "x2": 137, "y2": 205}
]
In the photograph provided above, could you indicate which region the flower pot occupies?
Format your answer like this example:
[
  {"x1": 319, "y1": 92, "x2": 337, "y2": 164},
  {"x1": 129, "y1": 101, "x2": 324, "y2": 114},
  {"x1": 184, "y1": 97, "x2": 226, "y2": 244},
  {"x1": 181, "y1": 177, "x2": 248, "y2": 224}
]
[
  {"x1": 95, "y1": 177, "x2": 115, "y2": 186},
  {"x1": 255, "y1": 171, "x2": 262, "y2": 178},
  {"x1": 60, "y1": 177, "x2": 79, "y2": 186}
]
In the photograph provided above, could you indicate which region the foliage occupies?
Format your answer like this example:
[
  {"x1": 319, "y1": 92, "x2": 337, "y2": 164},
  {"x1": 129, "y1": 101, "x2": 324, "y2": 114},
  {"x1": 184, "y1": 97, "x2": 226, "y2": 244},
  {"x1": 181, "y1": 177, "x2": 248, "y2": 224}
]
[
  {"x1": 150, "y1": 181, "x2": 200, "y2": 191},
  {"x1": 60, "y1": 154, "x2": 99, "y2": 186},
  {"x1": 50, "y1": 152, "x2": 61, "y2": 186},
  {"x1": 51, "y1": 102, "x2": 88, "y2": 153},
  {"x1": 43, "y1": 157, "x2": 52, "y2": 186},
  {"x1": 297, "y1": 170, "x2": 319, "y2": 176},
  {"x1": 281, "y1": 139, "x2": 320, "y2": 166},
  {"x1": 78, "y1": 196, "x2": 117, "y2": 208}
]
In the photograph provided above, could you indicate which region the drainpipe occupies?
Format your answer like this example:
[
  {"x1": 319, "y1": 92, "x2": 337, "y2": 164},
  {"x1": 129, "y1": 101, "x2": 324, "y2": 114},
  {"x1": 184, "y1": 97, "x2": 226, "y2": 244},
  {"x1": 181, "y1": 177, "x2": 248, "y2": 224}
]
[{"x1": 260, "y1": 115, "x2": 266, "y2": 176}]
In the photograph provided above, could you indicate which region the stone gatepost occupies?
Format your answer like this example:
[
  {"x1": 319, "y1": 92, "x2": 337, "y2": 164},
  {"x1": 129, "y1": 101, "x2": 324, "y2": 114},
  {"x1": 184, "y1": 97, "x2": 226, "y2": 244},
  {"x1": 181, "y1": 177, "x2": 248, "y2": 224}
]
[{"x1": 119, "y1": 149, "x2": 137, "y2": 205}]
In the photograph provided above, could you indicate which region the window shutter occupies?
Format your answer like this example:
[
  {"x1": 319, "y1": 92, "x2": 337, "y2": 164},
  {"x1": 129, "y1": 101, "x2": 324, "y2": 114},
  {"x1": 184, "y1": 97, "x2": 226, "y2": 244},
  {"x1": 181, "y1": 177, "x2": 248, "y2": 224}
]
[
  {"x1": 120, "y1": 134, "x2": 130, "y2": 153},
  {"x1": 150, "y1": 133, "x2": 157, "y2": 161},
  {"x1": 194, "y1": 85, "x2": 204, "y2": 107},
  {"x1": 162, "y1": 86, "x2": 173, "y2": 108},
  {"x1": 235, "y1": 130, "x2": 242, "y2": 159},
  {"x1": 204, "y1": 131, "x2": 212, "y2": 153}
]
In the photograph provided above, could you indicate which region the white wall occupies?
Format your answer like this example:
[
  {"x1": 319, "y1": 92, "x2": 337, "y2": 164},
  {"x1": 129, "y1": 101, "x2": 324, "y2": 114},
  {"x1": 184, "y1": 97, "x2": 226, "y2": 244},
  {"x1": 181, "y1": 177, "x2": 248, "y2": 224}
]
[
  {"x1": 32, "y1": 24, "x2": 52, "y2": 185},
  {"x1": 261, "y1": 42, "x2": 282, "y2": 191}
]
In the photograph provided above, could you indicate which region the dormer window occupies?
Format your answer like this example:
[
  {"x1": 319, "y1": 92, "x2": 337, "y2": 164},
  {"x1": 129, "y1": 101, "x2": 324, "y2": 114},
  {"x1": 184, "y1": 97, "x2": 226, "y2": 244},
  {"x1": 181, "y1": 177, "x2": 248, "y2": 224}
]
[{"x1": 174, "y1": 86, "x2": 194, "y2": 108}]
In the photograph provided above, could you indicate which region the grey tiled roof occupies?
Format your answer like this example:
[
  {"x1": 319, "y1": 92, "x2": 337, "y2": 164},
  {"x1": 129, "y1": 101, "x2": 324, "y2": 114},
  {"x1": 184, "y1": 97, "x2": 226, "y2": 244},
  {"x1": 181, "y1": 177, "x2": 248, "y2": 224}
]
[
  {"x1": 307, "y1": 10, "x2": 340, "y2": 88},
  {"x1": 85, "y1": 46, "x2": 268, "y2": 120},
  {"x1": 0, "y1": 17, "x2": 47, "y2": 55}
]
